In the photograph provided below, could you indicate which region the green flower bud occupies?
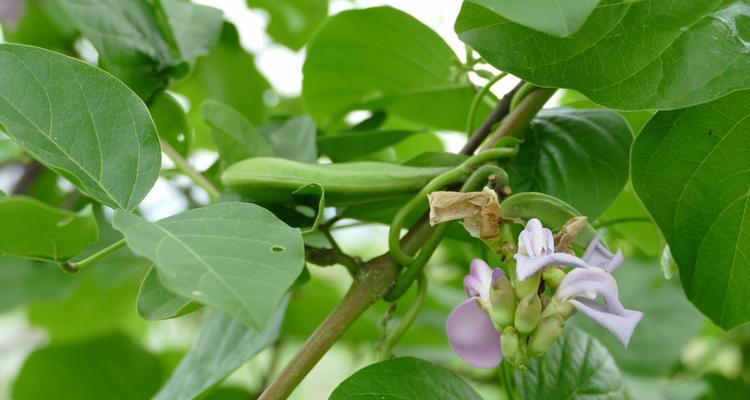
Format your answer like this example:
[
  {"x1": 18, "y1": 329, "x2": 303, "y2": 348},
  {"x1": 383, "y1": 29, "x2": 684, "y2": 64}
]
[
  {"x1": 528, "y1": 316, "x2": 565, "y2": 357},
  {"x1": 490, "y1": 276, "x2": 516, "y2": 329},
  {"x1": 515, "y1": 270, "x2": 541, "y2": 299},
  {"x1": 540, "y1": 297, "x2": 575, "y2": 320},
  {"x1": 514, "y1": 293, "x2": 542, "y2": 334},
  {"x1": 501, "y1": 327, "x2": 519, "y2": 362},
  {"x1": 542, "y1": 268, "x2": 565, "y2": 291}
]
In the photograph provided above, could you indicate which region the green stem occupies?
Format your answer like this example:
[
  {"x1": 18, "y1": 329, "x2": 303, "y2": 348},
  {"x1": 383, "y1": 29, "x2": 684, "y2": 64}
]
[
  {"x1": 481, "y1": 88, "x2": 556, "y2": 150},
  {"x1": 508, "y1": 82, "x2": 538, "y2": 113},
  {"x1": 159, "y1": 138, "x2": 221, "y2": 202},
  {"x1": 466, "y1": 73, "x2": 508, "y2": 134},
  {"x1": 61, "y1": 239, "x2": 127, "y2": 273},
  {"x1": 500, "y1": 362, "x2": 517, "y2": 400},
  {"x1": 378, "y1": 271, "x2": 428, "y2": 360}
]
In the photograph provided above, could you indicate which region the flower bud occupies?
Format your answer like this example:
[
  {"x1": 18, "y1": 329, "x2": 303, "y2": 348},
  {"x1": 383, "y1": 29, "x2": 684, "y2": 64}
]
[
  {"x1": 528, "y1": 316, "x2": 565, "y2": 357},
  {"x1": 540, "y1": 297, "x2": 575, "y2": 320},
  {"x1": 490, "y1": 275, "x2": 516, "y2": 329},
  {"x1": 542, "y1": 268, "x2": 565, "y2": 290},
  {"x1": 501, "y1": 327, "x2": 519, "y2": 362},
  {"x1": 514, "y1": 293, "x2": 542, "y2": 334},
  {"x1": 515, "y1": 270, "x2": 541, "y2": 299}
]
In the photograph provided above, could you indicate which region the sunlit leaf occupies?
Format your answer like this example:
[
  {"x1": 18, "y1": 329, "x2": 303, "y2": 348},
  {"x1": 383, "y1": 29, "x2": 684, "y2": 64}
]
[{"x1": 468, "y1": 0, "x2": 599, "y2": 37}]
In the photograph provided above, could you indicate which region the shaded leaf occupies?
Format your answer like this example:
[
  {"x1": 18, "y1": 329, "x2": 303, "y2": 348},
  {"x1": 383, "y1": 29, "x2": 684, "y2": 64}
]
[
  {"x1": 318, "y1": 129, "x2": 416, "y2": 162},
  {"x1": 247, "y1": 0, "x2": 328, "y2": 50},
  {"x1": 260, "y1": 116, "x2": 318, "y2": 163},
  {"x1": 0, "y1": 44, "x2": 161, "y2": 210},
  {"x1": 150, "y1": 92, "x2": 192, "y2": 156},
  {"x1": 202, "y1": 100, "x2": 274, "y2": 166},
  {"x1": 113, "y1": 202, "x2": 304, "y2": 329},
  {"x1": 137, "y1": 266, "x2": 200, "y2": 321},
  {"x1": 0, "y1": 256, "x2": 76, "y2": 312}
]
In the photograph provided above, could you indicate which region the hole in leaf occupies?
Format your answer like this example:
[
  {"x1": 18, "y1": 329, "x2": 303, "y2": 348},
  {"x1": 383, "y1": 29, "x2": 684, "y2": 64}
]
[{"x1": 271, "y1": 245, "x2": 285, "y2": 253}]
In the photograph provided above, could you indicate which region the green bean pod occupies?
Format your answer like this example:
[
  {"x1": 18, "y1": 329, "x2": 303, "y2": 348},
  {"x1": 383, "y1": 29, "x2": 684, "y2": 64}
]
[{"x1": 221, "y1": 157, "x2": 450, "y2": 206}]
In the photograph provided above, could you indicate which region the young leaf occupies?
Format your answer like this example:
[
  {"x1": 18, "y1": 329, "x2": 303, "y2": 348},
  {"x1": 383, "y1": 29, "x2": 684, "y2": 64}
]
[
  {"x1": 0, "y1": 44, "x2": 161, "y2": 210},
  {"x1": 503, "y1": 108, "x2": 632, "y2": 219},
  {"x1": 150, "y1": 92, "x2": 192, "y2": 156},
  {"x1": 0, "y1": 197, "x2": 98, "y2": 262},
  {"x1": 247, "y1": 0, "x2": 328, "y2": 51},
  {"x1": 330, "y1": 357, "x2": 482, "y2": 400},
  {"x1": 202, "y1": 100, "x2": 275, "y2": 166},
  {"x1": 0, "y1": 256, "x2": 77, "y2": 313},
  {"x1": 161, "y1": 0, "x2": 224, "y2": 62},
  {"x1": 468, "y1": 0, "x2": 599, "y2": 37},
  {"x1": 516, "y1": 328, "x2": 625, "y2": 400},
  {"x1": 260, "y1": 116, "x2": 318, "y2": 163},
  {"x1": 456, "y1": 0, "x2": 750, "y2": 110},
  {"x1": 137, "y1": 266, "x2": 200, "y2": 321},
  {"x1": 631, "y1": 89, "x2": 750, "y2": 329},
  {"x1": 113, "y1": 202, "x2": 304, "y2": 329},
  {"x1": 155, "y1": 300, "x2": 287, "y2": 400},
  {"x1": 318, "y1": 129, "x2": 417, "y2": 162},
  {"x1": 303, "y1": 6, "x2": 488, "y2": 131},
  {"x1": 12, "y1": 334, "x2": 163, "y2": 400}
]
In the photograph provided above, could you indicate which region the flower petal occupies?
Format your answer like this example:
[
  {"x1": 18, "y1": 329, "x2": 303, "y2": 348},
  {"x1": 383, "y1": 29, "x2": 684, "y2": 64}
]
[
  {"x1": 465, "y1": 259, "x2": 494, "y2": 299},
  {"x1": 556, "y1": 268, "x2": 625, "y2": 314},
  {"x1": 515, "y1": 252, "x2": 588, "y2": 282},
  {"x1": 521, "y1": 218, "x2": 550, "y2": 257},
  {"x1": 583, "y1": 235, "x2": 624, "y2": 273},
  {"x1": 569, "y1": 298, "x2": 643, "y2": 346},
  {"x1": 446, "y1": 298, "x2": 503, "y2": 369}
]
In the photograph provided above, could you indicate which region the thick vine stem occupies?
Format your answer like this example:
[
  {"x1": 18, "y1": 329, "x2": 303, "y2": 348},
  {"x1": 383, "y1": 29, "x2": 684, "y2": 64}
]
[
  {"x1": 461, "y1": 80, "x2": 525, "y2": 155},
  {"x1": 481, "y1": 87, "x2": 556, "y2": 150},
  {"x1": 260, "y1": 84, "x2": 555, "y2": 400}
]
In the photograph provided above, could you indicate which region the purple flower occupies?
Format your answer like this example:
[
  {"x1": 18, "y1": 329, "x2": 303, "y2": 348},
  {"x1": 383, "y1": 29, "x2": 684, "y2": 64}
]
[
  {"x1": 555, "y1": 268, "x2": 643, "y2": 346},
  {"x1": 446, "y1": 259, "x2": 503, "y2": 369},
  {"x1": 514, "y1": 219, "x2": 588, "y2": 282},
  {"x1": 583, "y1": 235, "x2": 624, "y2": 273}
]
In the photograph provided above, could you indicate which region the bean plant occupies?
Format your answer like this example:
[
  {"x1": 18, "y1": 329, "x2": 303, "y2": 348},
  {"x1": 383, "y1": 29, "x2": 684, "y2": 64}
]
[{"x1": 0, "y1": 0, "x2": 749, "y2": 399}]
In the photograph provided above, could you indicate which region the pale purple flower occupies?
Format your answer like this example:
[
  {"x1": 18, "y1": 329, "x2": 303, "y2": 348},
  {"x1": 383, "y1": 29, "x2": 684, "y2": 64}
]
[
  {"x1": 0, "y1": 0, "x2": 24, "y2": 30},
  {"x1": 555, "y1": 268, "x2": 643, "y2": 346},
  {"x1": 514, "y1": 218, "x2": 588, "y2": 282},
  {"x1": 446, "y1": 259, "x2": 503, "y2": 369},
  {"x1": 583, "y1": 235, "x2": 624, "y2": 273}
]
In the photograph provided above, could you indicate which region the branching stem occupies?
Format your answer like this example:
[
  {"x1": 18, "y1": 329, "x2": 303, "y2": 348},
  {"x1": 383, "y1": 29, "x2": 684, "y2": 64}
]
[{"x1": 159, "y1": 138, "x2": 221, "y2": 202}]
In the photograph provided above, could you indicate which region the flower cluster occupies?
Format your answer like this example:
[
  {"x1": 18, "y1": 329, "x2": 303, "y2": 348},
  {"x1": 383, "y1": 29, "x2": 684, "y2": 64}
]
[{"x1": 446, "y1": 218, "x2": 643, "y2": 368}]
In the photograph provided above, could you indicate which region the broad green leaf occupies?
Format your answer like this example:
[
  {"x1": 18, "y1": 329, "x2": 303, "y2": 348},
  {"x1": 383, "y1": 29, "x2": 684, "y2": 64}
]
[
  {"x1": 222, "y1": 157, "x2": 449, "y2": 206},
  {"x1": 58, "y1": 0, "x2": 180, "y2": 99},
  {"x1": 161, "y1": 0, "x2": 224, "y2": 61},
  {"x1": 0, "y1": 256, "x2": 76, "y2": 312},
  {"x1": 624, "y1": 375, "x2": 708, "y2": 400},
  {"x1": 259, "y1": 116, "x2": 318, "y2": 163},
  {"x1": 456, "y1": 0, "x2": 750, "y2": 110},
  {"x1": 468, "y1": 0, "x2": 599, "y2": 37},
  {"x1": 558, "y1": 90, "x2": 654, "y2": 136},
  {"x1": 113, "y1": 202, "x2": 305, "y2": 329},
  {"x1": 504, "y1": 108, "x2": 632, "y2": 219},
  {"x1": 330, "y1": 357, "x2": 482, "y2": 400},
  {"x1": 318, "y1": 129, "x2": 417, "y2": 162},
  {"x1": 174, "y1": 23, "x2": 270, "y2": 147},
  {"x1": 597, "y1": 183, "x2": 661, "y2": 258},
  {"x1": 500, "y1": 192, "x2": 597, "y2": 248},
  {"x1": 571, "y1": 260, "x2": 703, "y2": 376},
  {"x1": 303, "y1": 6, "x2": 488, "y2": 132},
  {"x1": 247, "y1": 0, "x2": 328, "y2": 50},
  {"x1": 202, "y1": 100, "x2": 275, "y2": 166},
  {"x1": 0, "y1": 44, "x2": 161, "y2": 210},
  {"x1": 29, "y1": 271, "x2": 146, "y2": 343},
  {"x1": 631, "y1": 89, "x2": 750, "y2": 328},
  {"x1": 150, "y1": 92, "x2": 192, "y2": 156},
  {"x1": 516, "y1": 328, "x2": 625, "y2": 400},
  {"x1": 0, "y1": 197, "x2": 97, "y2": 261},
  {"x1": 13, "y1": 334, "x2": 163, "y2": 400},
  {"x1": 137, "y1": 266, "x2": 200, "y2": 321},
  {"x1": 155, "y1": 300, "x2": 287, "y2": 400}
]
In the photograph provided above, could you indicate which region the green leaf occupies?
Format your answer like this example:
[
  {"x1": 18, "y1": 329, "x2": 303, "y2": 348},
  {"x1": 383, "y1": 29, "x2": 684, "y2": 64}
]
[
  {"x1": 260, "y1": 116, "x2": 318, "y2": 163},
  {"x1": 624, "y1": 375, "x2": 708, "y2": 400},
  {"x1": 597, "y1": 183, "x2": 661, "y2": 258},
  {"x1": 516, "y1": 328, "x2": 625, "y2": 400},
  {"x1": 504, "y1": 108, "x2": 631, "y2": 218},
  {"x1": 174, "y1": 23, "x2": 270, "y2": 147},
  {"x1": 137, "y1": 266, "x2": 200, "y2": 321},
  {"x1": 303, "y1": 6, "x2": 486, "y2": 132},
  {"x1": 631, "y1": 89, "x2": 750, "y2": 328},
  {"x1": 1, "y1": 0, "x2": 77, "y2": 53},
  {"x1": 150, "y1": 92, "x2": 192, "y2": 156},
  {"x1": 12, "y1": 334, "x2": 163, "y2": 400},
  {"x1": 571, "y1": 260, "x2": 703, "y2": 376},
  {"x1": 247, "y1": 0, "x2": 328, "y2": 51},
  {"x1": 113, "y1": 202, "x2": 304, "y2": 329},
  {"x1": 222, "y1": 157, "x2": 449, "y2": 206},
  {"x1": 318, "y1": 129, "x2": 417, "y2": 162},
  {"x1": 500, "y1": 192, "x2": 597, "y2": 248},
  {"x1": 330, "y1": 357, "x2": 483, "y2": 400},
  {"x1": 161, "y1": 0, "x2": 224, "y2": 61},
  {"x1": 0, "y1": 256, "x2": 77, "y2": 313},
  {"x1": 155, "y1": 300, "x2": 287, "y2": 400},
  {"x1": 202, "y1": 100, "x2": 275, "y2": 166},
  {"x1": 0, "y1": 197, "x2": 97, "y2": 261},
  {"x1": 468, "y1": 0, "x2": 599, "y2": 37},
  {"x1": 0, "y1": 44, "x2": 161, "y2": 210},
  {"x1": 456, "y1": 0, "x2": 750, "y2": 110}
]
